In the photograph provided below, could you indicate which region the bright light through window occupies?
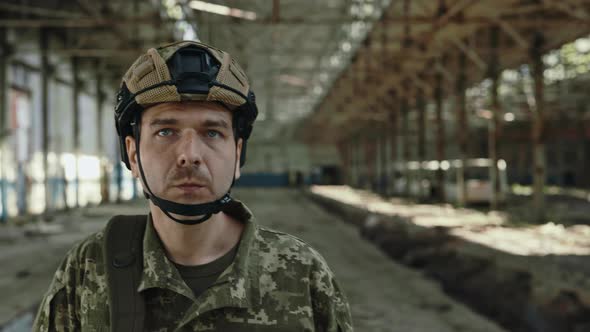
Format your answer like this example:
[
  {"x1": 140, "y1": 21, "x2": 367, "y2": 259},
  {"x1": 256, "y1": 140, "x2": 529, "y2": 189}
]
[
  {"x1": 61, "y1": 153, "x2": 101, "y2": 181},
  {"x1": 341, "y1": 41, "x2": 352, "y2": 52},
  {"x1": 330, "y1": 55, "x2": 341, "y2": 67},
  {"x1": 189, "y1": 1, "x2": 257, "y2": 20},
  {"x1": 575, "y1": 38, "x2": 590, "y2": 53}
]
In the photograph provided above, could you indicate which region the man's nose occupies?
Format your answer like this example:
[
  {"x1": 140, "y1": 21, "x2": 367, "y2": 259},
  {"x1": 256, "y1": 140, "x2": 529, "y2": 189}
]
[{"x1": 176, "y1": 131, "x2": 204, "y2": 167}]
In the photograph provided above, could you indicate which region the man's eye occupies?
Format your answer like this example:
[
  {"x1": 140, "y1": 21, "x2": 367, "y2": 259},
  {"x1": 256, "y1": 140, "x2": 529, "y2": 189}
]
[
  {"x1": 156, "y1": 129, "x2": 174, "y2": 137},
  {"x1": 207, "y1": 130, "x2": 221, "y2": 138}
]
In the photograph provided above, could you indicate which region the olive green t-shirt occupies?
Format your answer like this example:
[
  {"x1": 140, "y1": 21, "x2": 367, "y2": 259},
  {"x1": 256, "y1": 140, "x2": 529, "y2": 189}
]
[{"x1": 173, "y1": 244, "x2": 239, "y2": 299}]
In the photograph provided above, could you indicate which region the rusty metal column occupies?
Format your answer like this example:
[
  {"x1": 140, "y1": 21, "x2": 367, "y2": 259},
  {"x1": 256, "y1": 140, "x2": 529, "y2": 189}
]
[
  {"x1": 350, "y1": 140, "x2": 355, "y2": 187},
  {"x1": 388, "y1": 92, "x2": 398, "y2": 195},
  {"x1": 380, "y1": 121, "x2": 389, "y2": 195},
  {"x1": 488, "y1": 27, "x2": 501, "y2": 210},
  {"x1": 349, "y1": 138, "x2": 354, "y2": 187},
  {"x1": 360, "y1": 136, "x2": 367, "y2": 189},
  {"x1": 374, "y1": 130, "x2": 381, "y2": 193},
  {"x1": 96, "y1": 60, "x2": 108, "y2": 203},
  {"x1": 40, "y1": 29, "x2": 51, "y2": 214},
  {"x1": 434, "y1": 67, "x2": 446, "y2": 202},
  {"x1": 337, "y1": 141, "x2": 349, "y2": 186},
  {"x1": 416, "y1": 88, "x2": 426, "y2": 201},
  {"x1": 576, "y1": 102, "x2": 586, "y2": 187},
  {"x1": 362, "y1": 136, "x2": 370, "y2": 190},
  {"x1": 342, "y1": 141, "x2": 349, "y2": 186},
  {"x1": 531, "y1": 33, "x2": 546, "y2": 222},
  {"x1": 354, "y1": 135, "x2": 361, "y2": 187},
  {"x1": 379, "y1": 18, "x2": 389, "y2": 195},
  {"x1": 71, "y1": 56, "x2": 80, "y2": 208},
  {"x1": 0, "y1": 28, "x2": 7, "y2": 223},
  {"x1": 400, "y1": 95, "x2": 409, "y2": 197},
  {"x1": 368, "y1": 135, "x2": 377, "y2": 191},
  {"x1": 456, "y1": 53, "x2": 468, "y2": 207},
  {"x1": 349, "y1": 140, "x2": 355, "y2": 186}
]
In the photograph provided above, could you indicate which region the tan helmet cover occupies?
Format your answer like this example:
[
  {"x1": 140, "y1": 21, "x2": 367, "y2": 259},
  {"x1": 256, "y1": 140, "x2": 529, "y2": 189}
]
[{"x1": 121, "y1": 40, "x2": 250, "y2": 109}]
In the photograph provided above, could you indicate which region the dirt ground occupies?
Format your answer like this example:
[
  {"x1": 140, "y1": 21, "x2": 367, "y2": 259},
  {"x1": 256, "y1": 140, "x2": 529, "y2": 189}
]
[
  {"x1": 308, "y1": 185, "x2": 590, "y2": 332},
  {"x1": 0, "y1": 188, "x2": 506, "y2": 331},
  {"x1": 236, "y1": 188, "x2": 506, "y2": 332},
  {"x1": 310, "y1": 186, "x2": 590, "y2": 257}
]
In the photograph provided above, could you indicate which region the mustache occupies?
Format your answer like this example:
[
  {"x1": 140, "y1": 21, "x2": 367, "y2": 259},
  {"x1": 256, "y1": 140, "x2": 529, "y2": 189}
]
[{"x1": 167, "y1": 167, "x2": 211, "y2": 185}]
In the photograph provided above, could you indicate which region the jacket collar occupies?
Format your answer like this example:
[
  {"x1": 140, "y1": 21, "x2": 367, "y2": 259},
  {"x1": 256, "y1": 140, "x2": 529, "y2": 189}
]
[{"x1": 137, "y1": 200, "x2": 259, "y2": 315}]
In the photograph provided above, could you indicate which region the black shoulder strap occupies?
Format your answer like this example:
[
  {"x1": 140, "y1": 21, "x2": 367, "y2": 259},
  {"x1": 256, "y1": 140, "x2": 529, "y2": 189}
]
[{"x1": 103, "y1": 215, "x2": 147, "y2": 332}]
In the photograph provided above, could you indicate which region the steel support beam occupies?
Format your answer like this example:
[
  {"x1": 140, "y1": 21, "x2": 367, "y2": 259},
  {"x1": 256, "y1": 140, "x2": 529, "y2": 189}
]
[
  {"x1": 488, "y1": 27, "x2": 501, "y2": 211},
  {"x1": 456, "y1": 53, "x2": 468, "y2": 207},
  {"x1": 531, "y1": 32, "x2": 546, "y2": 222},
  {"x1": 387, "y1": 92, "x2": 399, "y2": 196},
  {"x1": 493, "y1": 17, "x2": 528, "y2": 50},
  {"x1": 416, "y1": 87, "x2": 426, "y2": 201},
  {"x1": 0, "y1": 28, "x2": 7, "y2": 223},
  {"x1": 380, "y1": 124, "x2": 389, "y2": 195},
  {"x1": 96, "y1": 60, "x2": 108, "y2": 204},
  {"x1": 451, "y1": 37, "x2": 487, "y2": 71},
  {"x1": 71, "y1": 56, "x2": 80, "y2": 208},
  {"x1": 2, "y1": 15, "x2": 586, "y2": 28},
  {"x1": 41, "y1": 29, "x2": 51, "y2": 215},
  {"x1": 400, "y1": 91, "x2": 410, "y2": 197},
  {"x1": 434, "y1": 64, "x2": 446, "y2": 202}
]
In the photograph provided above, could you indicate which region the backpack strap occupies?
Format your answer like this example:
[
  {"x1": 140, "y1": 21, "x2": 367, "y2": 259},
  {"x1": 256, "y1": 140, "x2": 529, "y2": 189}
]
[{"x1": 103, "y1": 215, "x2": 147, "y2": 332}]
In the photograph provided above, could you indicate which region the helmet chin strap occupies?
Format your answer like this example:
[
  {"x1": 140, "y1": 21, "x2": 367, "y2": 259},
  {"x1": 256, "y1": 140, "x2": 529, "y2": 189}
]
[{"x1": 131, "y1": 115, "x2": 236, "y2": 225}]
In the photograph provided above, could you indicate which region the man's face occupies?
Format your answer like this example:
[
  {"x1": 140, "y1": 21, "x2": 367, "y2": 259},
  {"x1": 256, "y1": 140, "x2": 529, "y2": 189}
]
[{"x1": 125, "y1": 101, "x2": 242, "y2": 206}]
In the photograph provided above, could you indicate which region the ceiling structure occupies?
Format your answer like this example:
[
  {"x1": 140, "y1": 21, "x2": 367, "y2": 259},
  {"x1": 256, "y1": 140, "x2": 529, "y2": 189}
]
[
  {"x1": 306, "y1": 0, "x2": 590, "y2": 143},
  {"x1": 0, "y1": 0, "x2": 389, "y2": 143},
  {"x1": 1, "y1": 0, "x2": 589, "y2": 145}
]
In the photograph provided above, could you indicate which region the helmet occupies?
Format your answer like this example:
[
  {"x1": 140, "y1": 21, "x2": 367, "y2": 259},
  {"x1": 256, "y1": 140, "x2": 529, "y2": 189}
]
[
  {"x1": 114, "y1": 41, "x2": 258, "y2": 225},
  {"x1": 115, "y1": 40, "x2": 257, "y2": 168}
]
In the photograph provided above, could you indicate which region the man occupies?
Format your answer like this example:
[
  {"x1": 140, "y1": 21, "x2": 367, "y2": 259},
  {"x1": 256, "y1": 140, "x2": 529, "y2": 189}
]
[{"x1": 33, "y1": 41, "x2": 353, "y2": 331}]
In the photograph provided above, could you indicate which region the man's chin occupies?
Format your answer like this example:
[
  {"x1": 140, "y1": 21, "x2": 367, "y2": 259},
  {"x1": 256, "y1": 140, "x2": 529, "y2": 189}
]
[
  {"x1": 166, "y1": 194, "x2": 210, "y2": 205},
  {"x1": 162, "y1": 188, "x2": 216, "y2": 205}
]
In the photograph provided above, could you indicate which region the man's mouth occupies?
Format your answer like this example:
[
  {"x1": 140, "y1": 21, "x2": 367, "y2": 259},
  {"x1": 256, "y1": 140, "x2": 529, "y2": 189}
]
[
  {"x1": 175, "y1": 182, "x2": 205, "y2": 189},
  {"x1": 174, "y1": 182, "x2": 207, "y2": 192}
]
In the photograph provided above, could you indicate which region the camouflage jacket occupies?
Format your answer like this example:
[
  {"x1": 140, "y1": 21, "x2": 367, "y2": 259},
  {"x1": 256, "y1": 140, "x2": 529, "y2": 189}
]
[{"x1": 33, "y1": 201, "x2": 353, "y2": 331}]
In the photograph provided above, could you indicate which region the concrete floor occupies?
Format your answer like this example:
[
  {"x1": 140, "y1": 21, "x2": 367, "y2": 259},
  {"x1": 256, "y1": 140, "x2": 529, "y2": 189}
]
[{"x1": 0, "y1": 188, "x2": 505, "y2": 331}]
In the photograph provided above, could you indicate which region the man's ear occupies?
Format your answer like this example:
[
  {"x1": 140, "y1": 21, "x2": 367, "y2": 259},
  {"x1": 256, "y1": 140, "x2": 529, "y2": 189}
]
[
  {"x1": 125, "y1": 136, "x2": 139, "y2": 178},
  {"x1": 234, "y1": 138, "x2": 243, "y2": 180}
]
